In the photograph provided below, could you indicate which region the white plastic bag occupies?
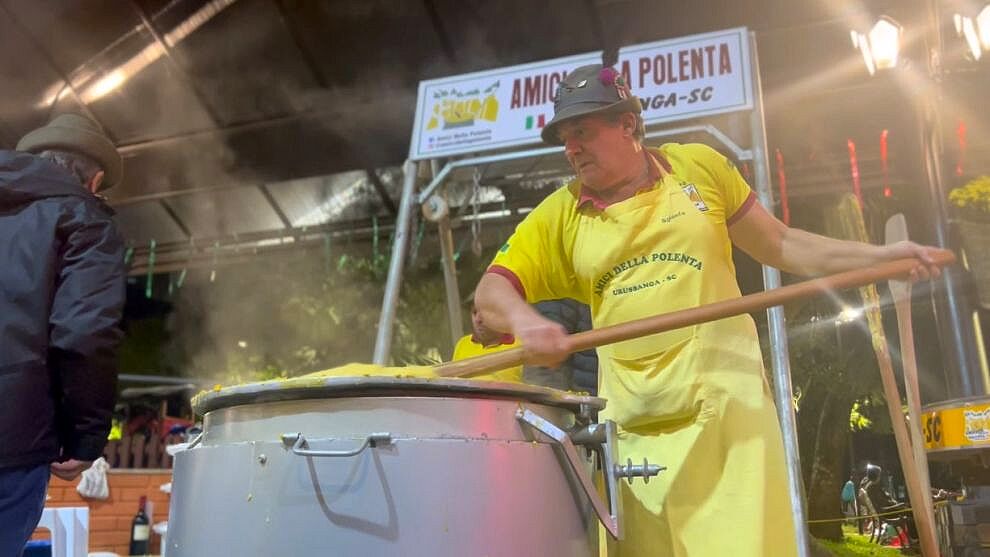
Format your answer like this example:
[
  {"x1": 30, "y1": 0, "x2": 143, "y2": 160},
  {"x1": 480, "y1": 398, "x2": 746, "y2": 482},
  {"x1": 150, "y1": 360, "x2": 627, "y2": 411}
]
[{"x1": 76, "y1": 457, "x2": 110, "y2": 500}]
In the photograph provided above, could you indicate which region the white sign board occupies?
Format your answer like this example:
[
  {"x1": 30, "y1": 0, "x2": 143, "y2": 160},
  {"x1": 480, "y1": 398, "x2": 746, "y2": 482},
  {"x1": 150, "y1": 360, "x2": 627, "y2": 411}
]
[{"x1": 410, "y1": 27, "x2": 753, "y2": 160}]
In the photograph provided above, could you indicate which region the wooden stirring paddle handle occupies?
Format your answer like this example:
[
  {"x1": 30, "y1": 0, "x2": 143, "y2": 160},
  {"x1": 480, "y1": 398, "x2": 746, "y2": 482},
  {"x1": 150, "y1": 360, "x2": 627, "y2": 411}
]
[{"x1": 434, "y1": 250, "x2": 955, "y2": 378}]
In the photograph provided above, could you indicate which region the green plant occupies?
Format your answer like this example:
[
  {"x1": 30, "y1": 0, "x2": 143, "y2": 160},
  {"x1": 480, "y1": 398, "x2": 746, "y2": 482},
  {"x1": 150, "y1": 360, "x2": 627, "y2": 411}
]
[
  {"x1": 949, "y1": 175, "x2": 990, "y2": 222},
  {"x1": 815, "y1": 525, "x2": 905, "y2": 556},
  {"x1": 849, "y1": 401, "x2": 873, "y2": 431}
]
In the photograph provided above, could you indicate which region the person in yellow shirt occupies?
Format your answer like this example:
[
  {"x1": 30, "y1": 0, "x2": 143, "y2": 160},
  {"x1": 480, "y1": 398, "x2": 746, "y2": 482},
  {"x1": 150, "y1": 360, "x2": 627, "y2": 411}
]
[
  {"x1": 473, "y1": 62, "x2": 942, "y2": 556},
  {"x1": 451, "y1": 304, "x2": 524, "y2": 383}
]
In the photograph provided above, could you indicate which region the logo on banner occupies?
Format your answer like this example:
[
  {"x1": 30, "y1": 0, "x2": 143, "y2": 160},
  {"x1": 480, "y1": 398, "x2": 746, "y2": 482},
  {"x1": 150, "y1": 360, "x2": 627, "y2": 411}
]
[
  {"x1": 426, "y1": 81, "x2": 501, "y2": 131},
  {"x1": 681, "y1": 183, "x2": 709, "y2": 212},
  {"x1": 965, "y1": 408, "x2": 990, "y2": 442}
]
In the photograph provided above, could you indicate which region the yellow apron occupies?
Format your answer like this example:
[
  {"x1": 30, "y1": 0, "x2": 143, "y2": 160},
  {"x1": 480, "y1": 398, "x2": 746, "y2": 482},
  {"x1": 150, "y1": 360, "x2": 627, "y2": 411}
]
[
  {"x1": 576, "y1": 174, "x2": 797, "y2": 556},
  {"x1": 451, "y1": 334, "x2": 524, "y2": 383}
]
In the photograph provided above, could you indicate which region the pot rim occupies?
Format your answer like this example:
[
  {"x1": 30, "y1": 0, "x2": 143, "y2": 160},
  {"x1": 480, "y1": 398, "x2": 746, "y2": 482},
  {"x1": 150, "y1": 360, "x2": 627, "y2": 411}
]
[{"x1": 192, "y1": 375, "x2": 604, "y2": 415}]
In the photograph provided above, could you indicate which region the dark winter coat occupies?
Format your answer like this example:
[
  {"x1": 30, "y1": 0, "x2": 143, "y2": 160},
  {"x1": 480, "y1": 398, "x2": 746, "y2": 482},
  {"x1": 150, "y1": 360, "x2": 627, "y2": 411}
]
[
  {"x1": 0, "y1": 150, "x2": 125, "y2": 468},
  {"x1": 524, "y1": 299, "x2": 598, "y2": 394}
]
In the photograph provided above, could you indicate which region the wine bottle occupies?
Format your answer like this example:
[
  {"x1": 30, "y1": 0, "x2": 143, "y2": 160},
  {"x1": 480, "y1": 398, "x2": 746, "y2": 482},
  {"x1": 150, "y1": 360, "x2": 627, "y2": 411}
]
[{"x1": 128, "y1": 495, "x2": 150, "y2": 556}]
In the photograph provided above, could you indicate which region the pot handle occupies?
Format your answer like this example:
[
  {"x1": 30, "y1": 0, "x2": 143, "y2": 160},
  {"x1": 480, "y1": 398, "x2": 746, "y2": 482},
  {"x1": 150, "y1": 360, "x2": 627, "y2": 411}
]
[
  {"x1": 280, "y1": 432, "x2": 392, "y2": 458},
  {"x1": 516, "y1": 407, "x2": 664, "y2": 540}
]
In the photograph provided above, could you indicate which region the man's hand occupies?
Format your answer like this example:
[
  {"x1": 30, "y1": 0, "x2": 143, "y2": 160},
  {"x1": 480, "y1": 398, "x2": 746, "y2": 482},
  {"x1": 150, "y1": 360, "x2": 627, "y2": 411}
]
[
  {"x1": 475, "y1": 273, "x2": 573, "y2": 367},
  {"x1": 883, "y1": 241, "x2": 942, "y2": 282},
  {"x1": 50, "y1": 459, "x2": 93, "y2": 481},
  {"x1": 512, "y1": 313, "x2": 572, "y2": 368}
]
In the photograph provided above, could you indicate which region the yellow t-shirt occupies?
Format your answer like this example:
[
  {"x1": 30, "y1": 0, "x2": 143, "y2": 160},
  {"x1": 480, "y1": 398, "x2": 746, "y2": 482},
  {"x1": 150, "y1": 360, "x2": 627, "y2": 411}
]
[
  {"x1": 451, "y1": 334, "x2": 524, "y2": 383},
  {"x1": 489, "y1": 142, "x2": 753, "y2": 309},
  {"x1": 488, "y1": 142, "x2": 760, "y2": 426}
]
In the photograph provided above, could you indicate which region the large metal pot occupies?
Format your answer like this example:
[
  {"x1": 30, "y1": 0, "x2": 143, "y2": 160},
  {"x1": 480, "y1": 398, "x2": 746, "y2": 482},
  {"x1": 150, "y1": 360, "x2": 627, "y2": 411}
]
[{"x1": 165, "y1": 376, "x2": 660, "y2": 556}]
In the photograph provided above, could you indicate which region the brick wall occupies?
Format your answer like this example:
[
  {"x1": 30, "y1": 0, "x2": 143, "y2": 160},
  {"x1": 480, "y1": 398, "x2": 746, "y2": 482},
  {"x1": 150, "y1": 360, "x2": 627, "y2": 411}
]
[{"x1": 34, "y1": 470, "x2": 172, "y2": 556}]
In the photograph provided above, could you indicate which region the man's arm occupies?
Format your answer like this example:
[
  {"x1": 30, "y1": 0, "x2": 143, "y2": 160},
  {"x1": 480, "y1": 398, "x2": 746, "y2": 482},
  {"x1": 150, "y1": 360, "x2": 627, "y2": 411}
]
[
  {"x1": 728, "y1": 202, "x2": 941, "y2": 279},
  {"x1": 475, "y1": 273, "x2": 571, "y2": 367},
  {"x1": 49, "y1": 211, "x2": 126, "y2": 471}
]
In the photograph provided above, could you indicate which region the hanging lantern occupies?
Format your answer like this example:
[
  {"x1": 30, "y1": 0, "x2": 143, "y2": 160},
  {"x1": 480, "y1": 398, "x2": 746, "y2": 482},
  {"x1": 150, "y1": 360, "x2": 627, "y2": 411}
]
[
  {"x1": 145, "y1": 239, "x2": 156, "y2": 299},
  {"x1": 954, "y1": 5, "x2": 990, "y2": 61},
  {"x1": 851, "y1": 16, "x2": 903, "y2": 75},
  {"x1": 956, "y1": 120, "x2": 968, "y2": 177},
  {"x1": 847, "y1": 139, "x2": 864, "y2": 208},
  {"x1": 880, "y1": 129, "x2": 891, "y2": 198}
]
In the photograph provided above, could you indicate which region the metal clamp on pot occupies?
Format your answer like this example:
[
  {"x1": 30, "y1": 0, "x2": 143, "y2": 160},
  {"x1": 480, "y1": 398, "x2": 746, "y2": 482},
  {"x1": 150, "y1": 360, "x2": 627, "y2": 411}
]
[{"x1": 515, "y1": 406, "x2": 664, "y2": 540}]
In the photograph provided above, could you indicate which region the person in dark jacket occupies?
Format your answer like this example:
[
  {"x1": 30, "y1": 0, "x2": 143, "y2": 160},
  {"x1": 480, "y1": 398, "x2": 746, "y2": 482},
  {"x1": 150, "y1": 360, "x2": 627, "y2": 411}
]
[
  {"x1": 862, "y1": 464, "x2": 917, "y2": 545},
  {"x1": 523, "y1": 299, "x2": 598, "y2": 394},
  {"x1": 0, "y1": 113, "x2": 126, "y2": 555}
]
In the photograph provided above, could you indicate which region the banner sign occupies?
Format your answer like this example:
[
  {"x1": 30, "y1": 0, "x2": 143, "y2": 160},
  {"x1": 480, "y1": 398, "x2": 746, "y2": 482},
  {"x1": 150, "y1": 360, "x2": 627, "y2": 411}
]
[
  {"x1": 923, "y1": 403, "x2": 990, "y2": 452},
  {"x1": 410, "y1": 27, "x2": 753, "y2": 160}
]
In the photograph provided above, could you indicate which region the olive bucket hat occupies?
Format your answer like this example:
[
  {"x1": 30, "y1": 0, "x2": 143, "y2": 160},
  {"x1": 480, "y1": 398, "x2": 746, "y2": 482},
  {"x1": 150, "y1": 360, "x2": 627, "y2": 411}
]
[
  {"x1": 541, "y1": 64, "x2": 642, "y2": 145},
  {"x1": 16, "y1": 113, "x2": 122, "y2": 191}
]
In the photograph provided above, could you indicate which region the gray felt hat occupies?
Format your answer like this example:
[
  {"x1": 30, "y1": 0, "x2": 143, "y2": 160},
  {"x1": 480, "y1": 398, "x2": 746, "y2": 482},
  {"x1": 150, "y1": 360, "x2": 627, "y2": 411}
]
[
  {"x1": 17, "y1": 113, "x2": 122, "y2": 190},
  {"x1": 541, "y1": 64, "x2": 642, "y2": 145}
]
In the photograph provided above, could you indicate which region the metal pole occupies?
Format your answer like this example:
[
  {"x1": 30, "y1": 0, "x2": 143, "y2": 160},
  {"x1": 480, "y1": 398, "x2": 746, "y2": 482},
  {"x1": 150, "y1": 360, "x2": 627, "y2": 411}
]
[
  {"x1": 920, "y1": 0, "x2": 988, "y2": 398},
  {"x1": 373, "y1": 159, "x2": 419, "y2": 364},
  {"x1": 748, "y1": 33, "x2": 811, "y2": 556},
  {"x1": 437, "y1": 215, "x2": 465, "y2": 347}
]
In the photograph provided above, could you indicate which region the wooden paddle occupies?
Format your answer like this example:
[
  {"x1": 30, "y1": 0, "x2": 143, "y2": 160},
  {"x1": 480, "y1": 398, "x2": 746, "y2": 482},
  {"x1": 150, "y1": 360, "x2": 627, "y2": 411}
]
[
  {"x1": 434, "y1": 250, "x2": 956, "y2": 378},
  {"x1": 885, "y1": 214, "x2": 939, "y2": 556}
]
